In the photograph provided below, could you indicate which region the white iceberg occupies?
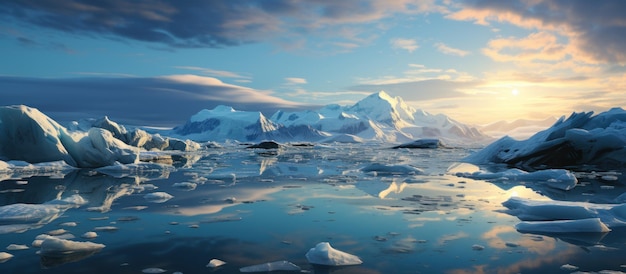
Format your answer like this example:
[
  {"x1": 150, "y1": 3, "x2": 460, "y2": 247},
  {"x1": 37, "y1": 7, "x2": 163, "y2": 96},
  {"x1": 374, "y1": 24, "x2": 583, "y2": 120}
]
[
  {"x1": 6, "y1": 244, "x2": 29, "y2": 250},
  {"x1": 239, "y1": 260, "x2": 300, "y2": 272},
  {"x1": 0, "y1": 105, "x2": 138, "y2": 168},
  {"x1": 206, "y1": 258, "x2": 226, "y2": 268},
  {"x1": 142, "y1": 267, "x2": 167, "y2": 273},
  {"x1": 305, "y1": 242, "x2": 362, "y2": 266},
  {"x1": 464, "y1": 107, "x2": 626, "y2": 170},
  {"x1": 38, "y1": 236, "x2": 105, "y2": 256},
  {"x1": 0, "y1": 252, "x2": 14, "y2": 263},
  {"x1": 500, "y1": 197, "x2": 626, "y2": 233}
]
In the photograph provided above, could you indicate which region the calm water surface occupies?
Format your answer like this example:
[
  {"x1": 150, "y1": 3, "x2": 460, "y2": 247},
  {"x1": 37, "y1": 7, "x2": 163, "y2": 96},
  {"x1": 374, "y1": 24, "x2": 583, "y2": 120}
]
[{"x1": 1, "y1": 144, "x2": 626, "y2": 273}]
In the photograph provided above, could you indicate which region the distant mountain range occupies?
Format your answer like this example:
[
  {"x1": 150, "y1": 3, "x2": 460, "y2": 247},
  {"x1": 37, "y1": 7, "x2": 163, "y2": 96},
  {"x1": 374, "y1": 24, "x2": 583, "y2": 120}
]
[
  {"x1": 479, "y1": 117, "x2": 558, "y2": 139},
  {"x1": 171, "y1": 91, "x2": 490, "y2": 144}
]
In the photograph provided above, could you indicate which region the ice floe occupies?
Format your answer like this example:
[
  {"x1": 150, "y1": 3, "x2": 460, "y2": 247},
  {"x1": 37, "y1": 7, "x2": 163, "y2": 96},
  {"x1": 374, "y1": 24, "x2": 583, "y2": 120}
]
[
  {"x1": 0, "y1": 252, "x2": 13, "y2": 263},
  {"x1": 37, "y1": 236, "x2": 105, "y2": 267},
  {"x1": 500, "y1": 197, "x2": 626, "y2": 234},
  {"x1": 6, "y1": 244, "x2": 29, "y2": 250},
  {"x1": 454, "y1": 168, "x2": 577, "y2": 191},
  {"x1": 142, "y1": 267, "x2": 167, "y2": 273},
  {"x1": 305, "y1": 242, "x2": 362, "y2": 266},
  {"x1": 239, "y1": 260, "x2": 300, "y2": 272},
  {"x1": 206, "y1": 258, "x2": 226, "y2": 268}
]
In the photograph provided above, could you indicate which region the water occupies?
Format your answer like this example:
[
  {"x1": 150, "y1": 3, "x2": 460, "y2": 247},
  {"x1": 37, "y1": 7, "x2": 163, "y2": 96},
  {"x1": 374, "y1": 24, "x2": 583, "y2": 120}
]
[{"x1": 1, "y1": 144, "x2": 626, "y2": 273}]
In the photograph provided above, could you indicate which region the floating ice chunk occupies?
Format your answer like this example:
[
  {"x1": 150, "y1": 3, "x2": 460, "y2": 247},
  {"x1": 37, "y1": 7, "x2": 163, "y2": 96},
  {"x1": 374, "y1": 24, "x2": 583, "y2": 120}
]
[
  {"x1": 47, "y1": 229, "x2": 68, "y2": 236},
  {"x1": 142, "y1": 267, "x2": 167, "y2": 273},
  {"x1": 239, "y1": 260, "x2": 300, "y2": 272},
  {"x1": 38, "y1": 236, "x2": 104, "y2": 256},
  {"x1": 7, "y1": 244, "x2": 28, "y2": 250},
  {"x1": 560, "y1": 264, "x2": 579, "y2": 271},
  {"x1": 93, "y1": 226, "x2": 118, "y2": 232},
  {"x1": 59, "y1": 222, "x2": 78, "y2": 227},
  {"x1": 173, "y1": 182, "x2": 197, "y2": 191},
  {"x1": 361, "y1": 163, "x2": 425, "y2": 176},
  {"x1": 81, "y1": 232, "x2": 98, "y2": 239},
  {"x1": 143, "y1": 192, "x2": 173, "y2": 203},
  {"x1": 502, "y1": 197, "x2": 599, "y2": 221},
  {"x1": 305, "y1": 242, "x2": 362, "y2": 266},
  {"x1": 206, "y1": 258, "x2": 226, "y2": 268},
  {"x1": 0, "y1": 252, "x2": 13, "y2": 263},
  {"x1": 516, "y1": 218, "x2": 611, "y2": 233},
  {"x1": 471, "y1": 244, "x2": 485, "y2": 251}
]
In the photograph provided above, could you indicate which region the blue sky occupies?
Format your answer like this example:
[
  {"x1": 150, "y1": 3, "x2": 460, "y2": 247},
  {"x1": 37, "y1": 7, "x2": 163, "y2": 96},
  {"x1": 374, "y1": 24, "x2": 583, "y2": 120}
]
[{"x1": 1, "y1": 0, "x2": 626, "y2": 126}]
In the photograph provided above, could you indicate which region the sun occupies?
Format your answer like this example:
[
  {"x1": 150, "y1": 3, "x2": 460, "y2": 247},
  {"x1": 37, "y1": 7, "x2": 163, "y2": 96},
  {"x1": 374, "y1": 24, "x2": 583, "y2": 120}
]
[{"x1": 511, "y1": 89, "x2": 519, "y2": 96}]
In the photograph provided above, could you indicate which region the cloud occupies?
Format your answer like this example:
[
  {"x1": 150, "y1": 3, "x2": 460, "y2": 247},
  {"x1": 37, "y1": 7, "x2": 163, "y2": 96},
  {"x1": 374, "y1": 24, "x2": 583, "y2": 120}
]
[
  {"x1": 350, "y1": 79, "x2": 476, "y2": 101},
  {"x1": 174, "y1": 66, "x2": 251, "y2": 80},
  {"x1": 448, "y1": 0, "x2": 626, "y2": 64},
  {"x1": 435, "y1": 42, "x2": 470, "y2": 56},
  {"x1": 0, "y1": 0, "x2": 444, "y2": 50},
  {"x1": 284, "y1": 77, "x2": 307, "y2": 85},
  {"x1": 482, "y1": 32, "x2": 568, "y2": 63},
  {"x1": 390, "y1": 38, "x2": 419, "y2": 53},
  {"x1": 0, "y1": 75, "x2": 307, "y2": 126}
]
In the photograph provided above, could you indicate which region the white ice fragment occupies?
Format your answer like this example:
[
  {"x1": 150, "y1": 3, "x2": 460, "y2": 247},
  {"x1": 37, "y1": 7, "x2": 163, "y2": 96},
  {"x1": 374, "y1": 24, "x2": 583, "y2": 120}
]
[
  {"x1": 143, "y1": 192, "x2": 174, "y2": 203},
  {"x1": 239, "y1": 260, "x2": 300, "y2": 272},
  {"x1": 206, "y1": 258, "x2": 226, "y2": 268},
  {"x1": 81, "y1": 232, "x2": 98, "y2": 239},
  {"x1": 471, "y1": 244, "x2": 485, "y2": 251},
  {"x1": 32, "y1": 240, "x2": 43, "y2": 248},
  {"x1": 123, "y1": 206, "x2": 148, "y2": 211},
  {"x1": 47, "y1": 228, "x2": 68, "y2": 236},
  {"x1": 516, "y1": 218, "x2": 611, "y2": 233},
  {"x1": 39, "y1": 237, "x2": 105, "y2": 256},
  {"x1": 305, "y1": 242, "x2": 362, "y2": 266},
  {"x1": 601, "y1": 175, "x2": 619, "y2": 181},
  {"x1": 142, "y1": 267, "x2": 167, "y2": 273},
  {"x1": 560, "y1": 264, "x2": 579, "y2": 271},
  {"x1": 7, "y1": 244, "x2": 29, "y2": 250},
  {"x1": 0, "y1": 252, "x2": 13, "y2": 263},
  {"x1": 59, "y1": 222, "x2": 78, "y2": 227},
  {"x1": 93, "y1": 226, "x2": 118, "y2": 232},
  {"x1": 172, "y1": 182, "x2": 197, "y2": 191}
]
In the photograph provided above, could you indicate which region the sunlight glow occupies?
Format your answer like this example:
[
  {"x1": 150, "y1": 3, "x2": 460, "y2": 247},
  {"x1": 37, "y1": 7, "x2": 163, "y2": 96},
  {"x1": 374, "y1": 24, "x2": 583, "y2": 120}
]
[{"x1": 511, "y1": 89, "x2": 519, "y2": 96}]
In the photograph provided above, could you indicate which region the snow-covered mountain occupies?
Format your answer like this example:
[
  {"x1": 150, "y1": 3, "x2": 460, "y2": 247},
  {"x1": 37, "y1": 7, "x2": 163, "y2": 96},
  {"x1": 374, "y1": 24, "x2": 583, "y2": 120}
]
[
  {"x1": 173, "y1": 91, "x2": 490, "y2": 144},
  {"x1": 271, "y1": 91, "x2": 489, "y2": 144},
  {"x1": 172, "y1": 105, "x2": 329, "y2": 142}
]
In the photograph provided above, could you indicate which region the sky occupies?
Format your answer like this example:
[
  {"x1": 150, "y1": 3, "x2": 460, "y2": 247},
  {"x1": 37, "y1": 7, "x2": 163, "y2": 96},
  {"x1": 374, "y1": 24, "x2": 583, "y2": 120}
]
[{"x1": 1, "y1": 0, "x2": 626, "y2": 126}]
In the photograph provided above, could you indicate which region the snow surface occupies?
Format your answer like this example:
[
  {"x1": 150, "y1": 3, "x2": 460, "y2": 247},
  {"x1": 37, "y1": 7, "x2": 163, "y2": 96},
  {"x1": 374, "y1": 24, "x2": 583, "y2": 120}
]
[
  {"x1": 464, "y1": 107, "x2": 626, "y2": 170},
  {"x1": 305, "y1": 242, "x2": 363, "y2": 266}
]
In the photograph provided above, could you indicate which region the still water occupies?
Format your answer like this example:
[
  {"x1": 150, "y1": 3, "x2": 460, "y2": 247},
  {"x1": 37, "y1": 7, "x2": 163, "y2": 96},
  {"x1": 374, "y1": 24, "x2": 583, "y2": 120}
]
[{"x1": 1, "y1": 144, "x2": 626, "y2": 273}]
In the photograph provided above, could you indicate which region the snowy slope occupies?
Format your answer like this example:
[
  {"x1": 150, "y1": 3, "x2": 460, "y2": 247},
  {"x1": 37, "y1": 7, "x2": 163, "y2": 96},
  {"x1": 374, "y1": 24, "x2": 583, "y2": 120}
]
[{"x1": 464, "y1": 107, "x2": 626, "y2": 170}]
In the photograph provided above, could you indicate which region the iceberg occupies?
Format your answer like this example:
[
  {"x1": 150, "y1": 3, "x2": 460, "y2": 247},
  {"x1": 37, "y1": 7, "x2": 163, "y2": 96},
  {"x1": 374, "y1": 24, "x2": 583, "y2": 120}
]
[
  {"x1": 143, "y1": 192, "x2": 174, "y2": 203},
  {"x1": 239, "y1": 260, "x2": 300, "y2": 272},
  {"x1": 392, "y1": 138, "x2": 446, "y2": 149},
  {"x1": 0, "y1": 105, "x2": 138, "y2": 168},
  {"x1": 206, "y1": 258, "x2": 226, "y2": 268},
  {"x1": 38, "y1": 236, "x2": 105, "y2": 267},
  {"x1": 305, "y1": 242, "x2": 362, "y2": 266},
  {"x1": 516, "y1": 218, "x2": 610, "y2": 233},
  {"x1": 464, "y1": 108, "x2": 626, "y2": 170}
]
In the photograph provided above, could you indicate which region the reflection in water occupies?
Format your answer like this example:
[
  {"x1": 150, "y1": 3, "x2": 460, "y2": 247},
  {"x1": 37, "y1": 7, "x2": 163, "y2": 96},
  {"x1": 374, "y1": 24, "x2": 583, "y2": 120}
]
[{"x1": 1, "y1": 145, "x2": 626, "y2": 273}]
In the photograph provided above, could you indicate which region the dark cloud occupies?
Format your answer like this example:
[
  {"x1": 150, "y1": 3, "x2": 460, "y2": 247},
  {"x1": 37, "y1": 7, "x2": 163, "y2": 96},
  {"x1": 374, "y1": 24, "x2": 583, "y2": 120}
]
[
  {"x1": 0, "y1": 0, "x2": 427, "y2": 49},
  {"x1": 456, "y1": 0, "x2": 626, "y2": 64},
  {"x1": 0, "y1": 76, "x2": 311, "y2": 126},
  {"x1": 349, "y1": 79, "x2": 477, "y2": 101}
]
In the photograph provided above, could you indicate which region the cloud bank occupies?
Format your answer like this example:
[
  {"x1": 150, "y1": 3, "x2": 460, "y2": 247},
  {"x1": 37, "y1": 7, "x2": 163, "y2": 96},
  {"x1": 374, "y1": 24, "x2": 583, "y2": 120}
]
[
  {"x1": 0, "y1": 75, "x2": 309, "y2": 126},
  {"x1": 0, "y1": 0, "x2": 442, "y2": 50}
]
